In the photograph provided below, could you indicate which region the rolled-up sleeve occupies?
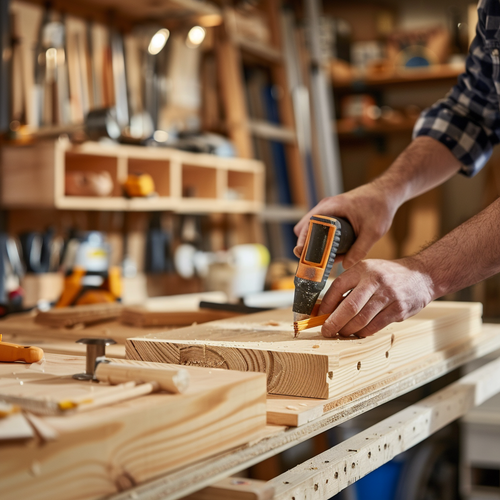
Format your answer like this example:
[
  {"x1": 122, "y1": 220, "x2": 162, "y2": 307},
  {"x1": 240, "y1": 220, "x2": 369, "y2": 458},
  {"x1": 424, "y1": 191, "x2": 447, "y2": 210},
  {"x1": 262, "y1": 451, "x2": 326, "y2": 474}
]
[{"x1": 413, "y1": 0, "x2": 500, "y2": 176}]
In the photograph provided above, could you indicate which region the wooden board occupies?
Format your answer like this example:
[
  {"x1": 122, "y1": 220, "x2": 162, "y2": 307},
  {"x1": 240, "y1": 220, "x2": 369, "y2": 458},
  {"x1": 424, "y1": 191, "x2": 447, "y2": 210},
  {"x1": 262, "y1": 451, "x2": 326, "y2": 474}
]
[
  {"x1": 266, "y1": 324, "x2": 499, "y2": 426},
  {"x1": 126, "y1": 301, "x2": 483, "y2": 399},
  {"x1": 0, "y1": 354, "x2": 267, "y2": 500},
  {"x1": 35, "y1": 302, "x2": 123, "y2": 328},
  {"x1": 0, "y1": 313, "x2": 174, "y2": 344},
  {"x1": 120, "y1": 306, "x2": 241, "y2": 327}
]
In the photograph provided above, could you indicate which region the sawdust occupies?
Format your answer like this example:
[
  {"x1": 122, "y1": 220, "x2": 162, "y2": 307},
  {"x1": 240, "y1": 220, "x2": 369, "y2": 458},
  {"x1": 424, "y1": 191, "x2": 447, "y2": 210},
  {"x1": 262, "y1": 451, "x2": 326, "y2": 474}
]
[{"x1": 264, "y1": 321, "x2": 280, "y2": 326}]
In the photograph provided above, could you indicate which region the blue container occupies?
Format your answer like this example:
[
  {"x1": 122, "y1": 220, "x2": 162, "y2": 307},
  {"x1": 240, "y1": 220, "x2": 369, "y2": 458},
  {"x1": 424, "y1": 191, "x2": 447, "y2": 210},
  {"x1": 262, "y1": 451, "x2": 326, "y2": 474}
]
[{"x1": 354, "y1": 460, "x2": 403, "y2": 500}]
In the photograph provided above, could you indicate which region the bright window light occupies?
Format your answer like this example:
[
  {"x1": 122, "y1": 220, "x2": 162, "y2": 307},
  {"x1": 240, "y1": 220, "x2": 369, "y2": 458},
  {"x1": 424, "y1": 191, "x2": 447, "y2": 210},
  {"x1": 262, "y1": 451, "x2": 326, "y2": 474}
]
[
  {"x1": 148, "y1": 28, "x2": 170, "y2": 55},
  {"x1": 187, "y1": 26, "x2": 206, "y2": 48}
]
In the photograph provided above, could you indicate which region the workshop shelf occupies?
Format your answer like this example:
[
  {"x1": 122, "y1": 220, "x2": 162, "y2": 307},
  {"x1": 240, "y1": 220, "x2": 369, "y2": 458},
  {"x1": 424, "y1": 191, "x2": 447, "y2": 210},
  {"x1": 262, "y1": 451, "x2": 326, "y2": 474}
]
[{"x1": 1, "y1": 138, "x2": 265, "y2": 213}]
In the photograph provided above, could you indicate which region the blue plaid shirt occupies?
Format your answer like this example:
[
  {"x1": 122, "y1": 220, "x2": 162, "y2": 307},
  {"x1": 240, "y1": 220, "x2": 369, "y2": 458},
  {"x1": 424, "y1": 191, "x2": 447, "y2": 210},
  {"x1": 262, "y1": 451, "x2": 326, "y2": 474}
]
[{"x1": 414, "y1": 0, "x2": 500, "y2": 176}]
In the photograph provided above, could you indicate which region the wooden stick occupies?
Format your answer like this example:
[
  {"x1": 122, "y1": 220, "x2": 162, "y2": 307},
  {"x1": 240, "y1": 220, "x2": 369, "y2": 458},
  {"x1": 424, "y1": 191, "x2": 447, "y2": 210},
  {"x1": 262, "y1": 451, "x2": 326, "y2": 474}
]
[
  {"x1": 95, "y1": 362, "x2": 190, "y2": 393},
  {"x1": 269, "y1": 356, "x2": 500, "y2": 499},
  {"x1": 294, "y1": 313, "x2": 329, "y2": 336}
]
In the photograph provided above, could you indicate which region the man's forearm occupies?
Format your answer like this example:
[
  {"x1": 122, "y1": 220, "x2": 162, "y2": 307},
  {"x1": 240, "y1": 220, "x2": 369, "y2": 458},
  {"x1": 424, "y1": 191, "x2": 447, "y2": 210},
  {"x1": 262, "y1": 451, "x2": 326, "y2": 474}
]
[
  {"x1": 373, "y1": 136, "x2": 462, "y2": 208},
  {"x1": 415, "y1": 196, "x2": 500, "y2": 299}
]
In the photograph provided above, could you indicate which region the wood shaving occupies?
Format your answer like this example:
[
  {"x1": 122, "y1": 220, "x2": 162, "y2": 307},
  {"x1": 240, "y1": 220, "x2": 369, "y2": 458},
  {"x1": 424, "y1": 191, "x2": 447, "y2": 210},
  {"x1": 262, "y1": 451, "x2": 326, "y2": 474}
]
[
  {"x1": 312, "y1": 345, "x2": 320, "y2": 348},
  {"x1": 264, "y1": 321, "x2": 280, "y2": 326}
]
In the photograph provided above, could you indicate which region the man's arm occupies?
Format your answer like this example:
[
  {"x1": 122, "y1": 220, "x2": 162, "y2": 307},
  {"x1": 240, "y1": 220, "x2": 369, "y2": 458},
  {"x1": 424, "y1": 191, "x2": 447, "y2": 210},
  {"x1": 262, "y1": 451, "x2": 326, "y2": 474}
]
[
  {"x1": 294, "y1": 136, "x2": 461, "y2": 268},
  {"x1": 318, "y1": 197, "x2": 500, "y2": 338},
  {"x1": 295, "y1": 0, "x2": 500, "y2": 268}
]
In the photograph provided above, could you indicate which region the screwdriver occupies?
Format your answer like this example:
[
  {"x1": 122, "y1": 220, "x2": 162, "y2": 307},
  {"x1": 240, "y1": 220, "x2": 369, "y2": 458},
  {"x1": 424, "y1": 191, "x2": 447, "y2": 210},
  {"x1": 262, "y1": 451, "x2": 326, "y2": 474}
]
[
  {"x1": 292, "y1": 215, "x2": 356, "y2": 335},
  {"x1": 0, "y1": 334, "x2": 44, "y2": 363}
]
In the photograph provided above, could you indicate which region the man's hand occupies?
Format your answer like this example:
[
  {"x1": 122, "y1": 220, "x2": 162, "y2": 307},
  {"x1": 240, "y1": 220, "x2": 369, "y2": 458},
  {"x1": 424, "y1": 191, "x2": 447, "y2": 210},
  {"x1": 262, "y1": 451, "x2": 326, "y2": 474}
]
[
  {"x1": 318, "y1": 257, "x2": 434, "y2": 338},
  {"x1": 293, "y1": 182, "x2": 399, "y2": 269}
]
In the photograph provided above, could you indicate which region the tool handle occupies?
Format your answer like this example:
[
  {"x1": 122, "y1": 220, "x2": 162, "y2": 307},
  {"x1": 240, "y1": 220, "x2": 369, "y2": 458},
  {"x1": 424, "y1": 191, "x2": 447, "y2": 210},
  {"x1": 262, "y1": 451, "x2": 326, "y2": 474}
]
[
  {"x1": 95, "y1": 362, "x2": 190, "y2": 393},
  {"x1": 335, "y1": 217, "x2": 356, "y2": 255},
  {"x1": 0, "y1": 342, "x2": 44, "y2": 363}
]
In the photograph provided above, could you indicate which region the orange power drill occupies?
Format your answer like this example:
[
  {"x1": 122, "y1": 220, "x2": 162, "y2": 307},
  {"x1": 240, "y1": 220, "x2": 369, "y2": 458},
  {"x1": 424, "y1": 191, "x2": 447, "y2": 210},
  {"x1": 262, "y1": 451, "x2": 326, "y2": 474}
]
[{"x1": 292, "y1": 215, "x2": 356, "y2": 324}]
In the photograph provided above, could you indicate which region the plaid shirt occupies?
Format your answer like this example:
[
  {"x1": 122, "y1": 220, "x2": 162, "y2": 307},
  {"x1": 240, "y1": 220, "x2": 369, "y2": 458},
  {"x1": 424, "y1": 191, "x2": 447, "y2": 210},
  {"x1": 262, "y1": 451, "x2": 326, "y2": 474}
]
[{"x1": 413, "y1": 0, "x2": 500, "y2": 176}]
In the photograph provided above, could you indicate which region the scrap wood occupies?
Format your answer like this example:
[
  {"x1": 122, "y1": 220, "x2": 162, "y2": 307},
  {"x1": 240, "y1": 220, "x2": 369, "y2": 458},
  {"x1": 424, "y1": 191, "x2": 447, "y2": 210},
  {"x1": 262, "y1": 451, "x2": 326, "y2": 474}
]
[
  {"x1": 120, "y1": 305, "x2": 241, "y2": 328},
  {"x1": 35, "y1": 302, "x2": 123, "y2": 328}
]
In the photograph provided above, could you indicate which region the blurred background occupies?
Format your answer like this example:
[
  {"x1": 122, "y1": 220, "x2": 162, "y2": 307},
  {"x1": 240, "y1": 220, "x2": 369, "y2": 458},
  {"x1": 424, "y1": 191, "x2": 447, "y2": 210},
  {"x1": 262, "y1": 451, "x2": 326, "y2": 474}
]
[{"x1": 0, "y1": 1, "x2": 499, "y2": 498}]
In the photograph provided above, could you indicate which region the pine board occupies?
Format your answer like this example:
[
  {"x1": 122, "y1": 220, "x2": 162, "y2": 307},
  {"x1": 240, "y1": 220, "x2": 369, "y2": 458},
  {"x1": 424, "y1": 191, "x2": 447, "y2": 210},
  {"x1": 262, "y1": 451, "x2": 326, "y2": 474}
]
[
  {"x1": 0, "y1": 313, "x2": 173, "y2": 344},
  {"x1": 266, "y1": 324, "x2": 500, "y2": 426},
  {"x1": 0, "y1": 354, "x2": 267, "y2": 500},
  {"x1": 126, "y1": 301, "x2": 483, "y2": 399}
]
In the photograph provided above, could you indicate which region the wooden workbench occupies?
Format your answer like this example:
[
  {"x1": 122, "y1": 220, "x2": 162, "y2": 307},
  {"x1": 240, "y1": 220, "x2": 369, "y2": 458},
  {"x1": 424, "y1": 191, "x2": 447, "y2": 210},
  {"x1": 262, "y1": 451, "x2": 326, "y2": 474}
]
[
  {"x1": 107, "y1": 323, "x2": 500, "y2": 500},
  {"x1": 3, "y1": 310, "x2": 500, "y2": 500}
]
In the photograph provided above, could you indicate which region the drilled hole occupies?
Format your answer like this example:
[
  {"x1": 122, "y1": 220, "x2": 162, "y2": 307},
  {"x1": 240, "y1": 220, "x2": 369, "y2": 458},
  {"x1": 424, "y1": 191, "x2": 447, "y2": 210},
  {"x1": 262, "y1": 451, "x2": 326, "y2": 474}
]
[
  {"x1": 284, "y1": 481, "x2": 289, "y2": 484},
  {"x1": 351, "y1": 463, "x2": 355, "y2": 469},
  {"x1": 385, "y1": 351, "x2": 389, "y2": 358},
  {"x1": 368, "y1": 451, "x2": 371, "y2": 458},
  {"x1": 399, "y1": 435, "x2": 401, "y2": 440},
  {"x1": 334, "y1": 472, "x2": 339, "y2": 479},
  {"x1": 384, "y1": 444, "x2": 387, "y2": 449},
  {"x1": 344, "y1": 466, "x2": 347, "y2": 473},
  {"x1": 328, "y1": 371, "x2": 333, "y2": 380},
  {"x1": 314, "y1": 484, "x2": 318, "y2": 491},
  {"x1": 357, "y1": 361, "x2": 361, "y2": 370},
  {"x1": 324, "y1": 460, "x2": 330, "y2": 463},
  {"x1": 326, "y1": 479, "x2": 329, "y2": 484},
  {"x1": 391, "y1": 334, "x2": 395, "y2": 346}
]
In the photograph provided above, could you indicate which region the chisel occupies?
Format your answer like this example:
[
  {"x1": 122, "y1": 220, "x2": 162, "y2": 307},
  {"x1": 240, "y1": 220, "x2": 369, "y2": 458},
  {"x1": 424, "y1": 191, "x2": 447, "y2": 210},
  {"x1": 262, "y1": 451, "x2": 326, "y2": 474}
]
[{"x1": 293, "y1": 215, "x2": 356, "y2": 336}]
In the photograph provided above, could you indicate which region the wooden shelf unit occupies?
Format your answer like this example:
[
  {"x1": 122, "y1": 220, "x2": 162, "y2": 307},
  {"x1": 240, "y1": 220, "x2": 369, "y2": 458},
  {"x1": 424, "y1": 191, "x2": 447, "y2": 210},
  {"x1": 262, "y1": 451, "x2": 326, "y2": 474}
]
[
  {"x1": 16, "y1": 0, "x2": 222, "y2": 29},
  {"x1": 1, "y1": 139, "x2": 265, "y2": 213},
  {"x1": 332, "y1": 63, "x2": 465, "y2": 90}
]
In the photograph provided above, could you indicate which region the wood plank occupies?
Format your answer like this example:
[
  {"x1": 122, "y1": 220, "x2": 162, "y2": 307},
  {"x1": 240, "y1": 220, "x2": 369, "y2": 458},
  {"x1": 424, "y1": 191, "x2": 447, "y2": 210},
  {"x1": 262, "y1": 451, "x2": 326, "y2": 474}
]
[
  {"x1": 0, "y1": 354, "x2": 267, "y2": 500},
  {"x1": 266, "y1": 324, "x2": 500, "y2": 426},
  {"x1": 269, "y1": 355, "x2": 500, "y2": 500},
  {"x1": 126, "y1": 301, "x2": 483, "y2": 399},
  {"x1": 35, "y1": 302, "x2": 123, "y2": 328},
  {"x1": 0, "y1": 313, "x2": 170, "y2": 344},
  {"x1": 120, "y1": 306, "x2": 241, "y2": 327}
]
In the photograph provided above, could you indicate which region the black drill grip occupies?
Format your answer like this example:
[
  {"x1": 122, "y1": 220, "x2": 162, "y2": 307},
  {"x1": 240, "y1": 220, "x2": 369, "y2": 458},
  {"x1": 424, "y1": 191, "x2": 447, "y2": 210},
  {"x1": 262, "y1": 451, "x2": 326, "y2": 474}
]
[{"x1": 335, "y1": 217, "x2": 356, "y2": 255}]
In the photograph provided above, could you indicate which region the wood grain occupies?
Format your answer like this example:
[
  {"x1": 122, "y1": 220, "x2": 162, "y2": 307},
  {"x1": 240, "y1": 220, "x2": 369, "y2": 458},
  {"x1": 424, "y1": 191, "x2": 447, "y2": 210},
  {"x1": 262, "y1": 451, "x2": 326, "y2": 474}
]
[
  {"x1": 120, "y1": 306, "x2": 241, "y2": 327},
  {"x1": 126, "y1": 301, "x2": 483, "y2": 399},
  {"x1": 35, "y1": 303, "x2": 123, "y2": 328},
  {"x1": 0, "y1": 354, "x2": 267, "y2": 500},
  {"x1": 266, "y1": 324, "x2": 500, "y2": 426}
]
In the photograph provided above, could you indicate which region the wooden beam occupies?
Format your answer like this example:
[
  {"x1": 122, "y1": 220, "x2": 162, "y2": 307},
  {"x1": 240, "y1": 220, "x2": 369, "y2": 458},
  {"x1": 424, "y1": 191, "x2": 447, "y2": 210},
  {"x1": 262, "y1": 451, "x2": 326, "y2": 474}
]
[
  {"x1": 126, "y1": 301, "x2": 483, "y2": 399},
  {"x1": 267, "y1": 324, "x2": 500, "y2": 426},
  {"x1": 269, "y1": 356, "x2": 500, "y2": 499}
]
